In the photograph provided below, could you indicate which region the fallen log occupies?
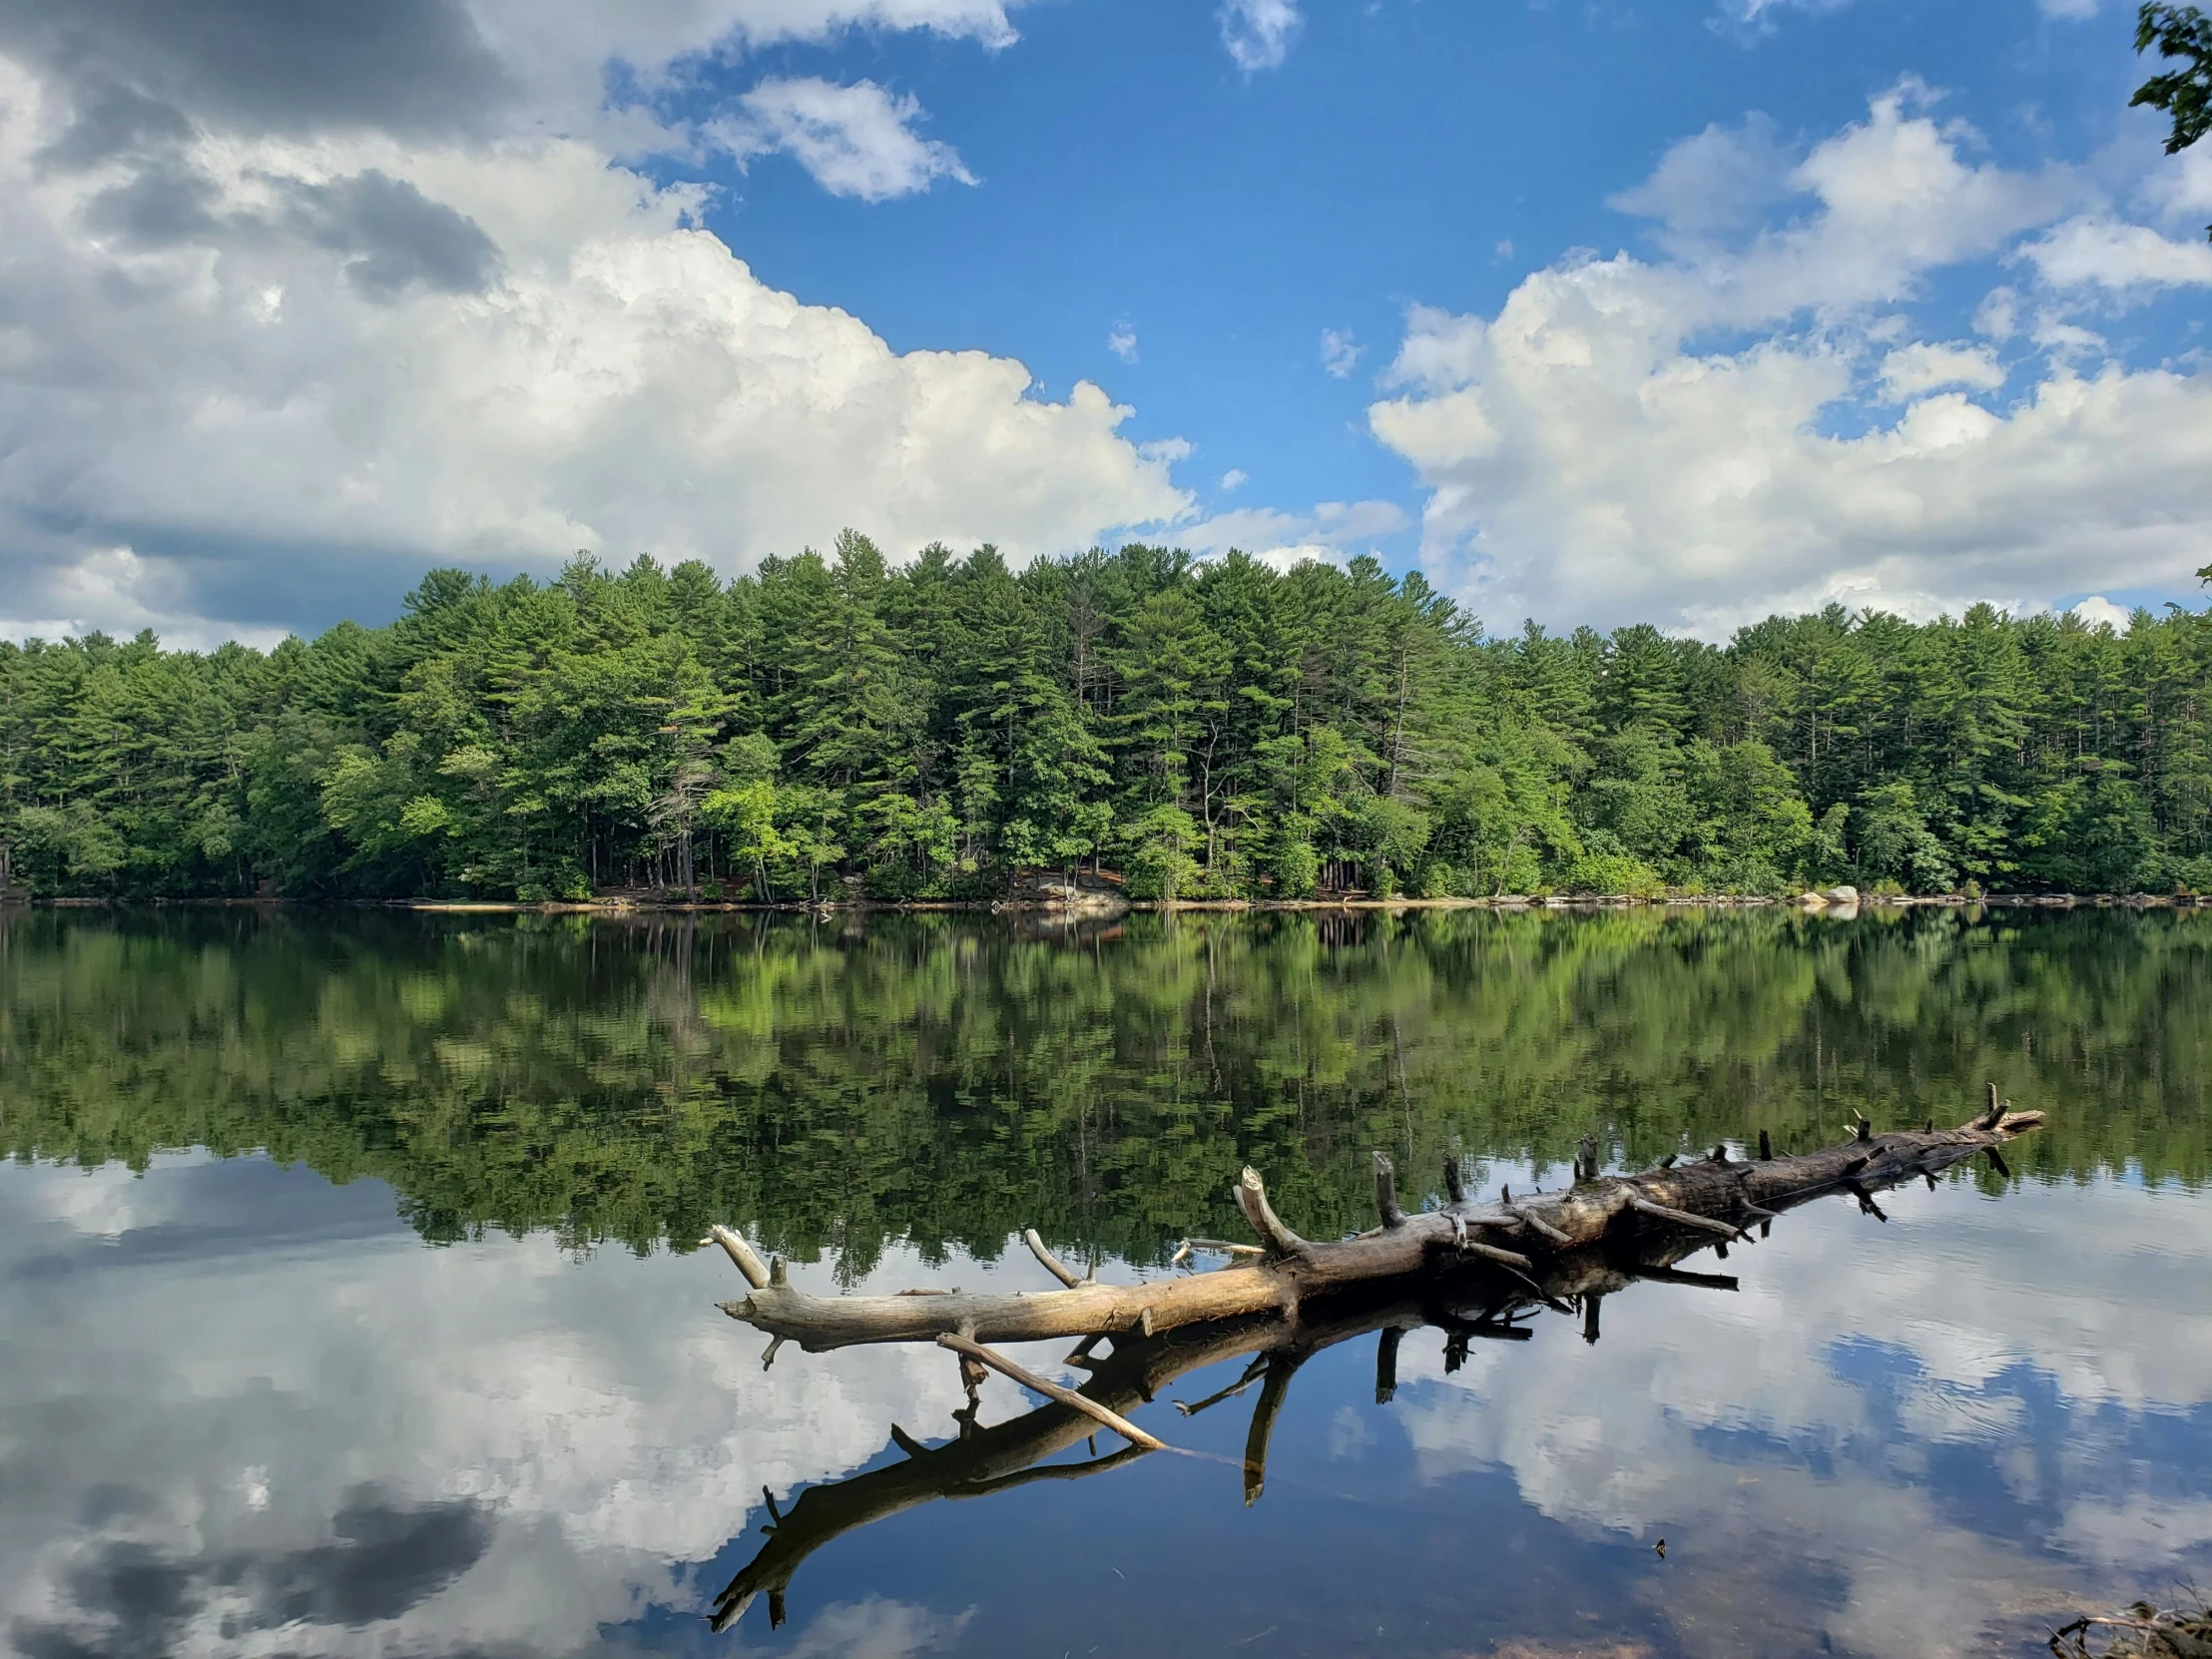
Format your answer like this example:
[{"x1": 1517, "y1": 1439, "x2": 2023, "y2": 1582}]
[
  {"x1": 706, "y1": 1088, "x2": 2046, "y2": 1633},
  {"x1": 709, "y1": 1088, "x2": 2043, "y2": 1357}
]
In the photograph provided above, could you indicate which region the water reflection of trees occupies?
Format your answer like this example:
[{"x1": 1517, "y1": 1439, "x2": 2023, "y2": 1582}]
[{"x1": 1, "y1": 906, "x2": 2205, "y2": 1265}]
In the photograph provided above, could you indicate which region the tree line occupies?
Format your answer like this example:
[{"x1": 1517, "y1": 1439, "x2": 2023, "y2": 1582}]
[{"x1": 4, "y1": 538, "x2": 2211, "y2": 901}]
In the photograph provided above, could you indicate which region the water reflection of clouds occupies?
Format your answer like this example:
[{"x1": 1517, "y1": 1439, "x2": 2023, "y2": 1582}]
[
  {"x1": 1390, "y1": 1176, "x2": 2212, "y2": 1656},
  {"x1": 3, "y1": 1154, "x2": 2208, "y2": 1659},
  {"x1": 0, "y1": 1153, "x2": 1025, "y2": 1658}
]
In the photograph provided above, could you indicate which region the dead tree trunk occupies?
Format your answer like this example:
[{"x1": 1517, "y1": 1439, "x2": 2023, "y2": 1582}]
[
  {"x1": 702, "y1": 1089, "x2": 2045, "y2": 1634},
  {"x1": 708, "y1": 1088, "x2": 2044, "y2": 1356}
]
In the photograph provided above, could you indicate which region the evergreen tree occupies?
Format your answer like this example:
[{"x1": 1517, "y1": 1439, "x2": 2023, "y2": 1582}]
[{"x1": 8, "y1": 532, "x2": 2212, "y2": 901}]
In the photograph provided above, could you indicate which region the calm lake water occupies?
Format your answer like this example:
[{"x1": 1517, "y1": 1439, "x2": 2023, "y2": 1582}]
[{"x1": 1, "y1": 906, "x2": 2207, "y2": 1659}]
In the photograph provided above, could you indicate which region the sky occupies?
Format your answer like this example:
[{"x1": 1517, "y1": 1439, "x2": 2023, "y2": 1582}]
[{"x1": 1, "y1": 0, "x2": 2209, "y2": 650}]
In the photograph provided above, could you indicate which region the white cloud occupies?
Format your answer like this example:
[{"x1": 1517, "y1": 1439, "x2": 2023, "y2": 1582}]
[
  {"x1": 1609, "y1": 113, "x2": 1795, "y2": 242},
  {"x1": 1219, "y1": 0, "x2": 1302, "y2": 72},
  {"x1": 1878, "y1": 340, "x2": 2006, "y2": 400},
  {"x1": 1320, "y1": 327, "x2": 1363, "y2": 378},
  {"x1": 1973, "y1": 284, "x2": 2020, "y2": 340},
  {"x1": 468, "y1": 0, "x2": 1033, "y2": 153},
  {"x1": 2071, "y1": 594, "x2": 2132, "y2": 631},
  {"x1": 1170, "y1": 497, "x2": 1409, "y2": 567},
  {"x1": 0, "y1": 0, "x2": 1178, "y2": 642},
  {"x1": 712, "y1": 77, "x2": 974, "y2": 201},
  {"x1": 1367, "y1": 86, "x2": 2212, "y2": 635},
  {"x1": 2023, "y1": 216, "x2": 2212, "y2": 291},
  {"x1": 1108, "y1": 322, "x2": 1139, "y2": 363},
  {"x1": 0, "y1": 548, "x2": 291, "y2": 652},
  {"x1": 1713, "y1": 0, "x2": 1855, "y2": 34},
  {"x1": 1219, "y1": 468, "x2": 1248, "y2": 492},
  {"x1": 0, "y1": 56, "x2": 1188, "y2": 642},
  {"x1": 2142, "y1": 143, "x2": 2212, "y2": 226}
]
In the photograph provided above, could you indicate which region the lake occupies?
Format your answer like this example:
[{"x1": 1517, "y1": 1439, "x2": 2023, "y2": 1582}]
[{"x1": 1, "y1": 905, "x2": 2207, "y2": 1659}]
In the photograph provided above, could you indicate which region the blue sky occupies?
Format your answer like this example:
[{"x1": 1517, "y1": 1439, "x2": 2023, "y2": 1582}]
[
  {"x1": 679, "y1": 2, "x2": 2173, "y2": 530},
  {"x1": 0, "y1": 0, "x2": 2207, "y2": 645}
]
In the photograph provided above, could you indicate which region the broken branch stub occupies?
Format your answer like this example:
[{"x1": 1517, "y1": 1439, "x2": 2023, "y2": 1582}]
[
  {"x1": 1237, "y1": 1165, "x2": 1312, "y2": 1259},
  {"x1": 1374, "y1": 1152, "x2": 1407, "y2": 1230}
]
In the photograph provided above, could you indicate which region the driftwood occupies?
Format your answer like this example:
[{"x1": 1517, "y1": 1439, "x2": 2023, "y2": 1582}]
[
  {"x1": 2051, "y1": 1603, "x2": 2212, "y2": 1659},
  {"x1": 703, "y1": 1086, "x2": 2045, "y2": 1633},
  {"x1": 709, "y1": 1087, "x2": 2042, "y2": 1358}
]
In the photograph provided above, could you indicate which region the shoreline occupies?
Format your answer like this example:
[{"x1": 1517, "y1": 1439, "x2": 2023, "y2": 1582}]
[{"x1": 10, "y1": 891, "x2": 2209, "y2": 914}]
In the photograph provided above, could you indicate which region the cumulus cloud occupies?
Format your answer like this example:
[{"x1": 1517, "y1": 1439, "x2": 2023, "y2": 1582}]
[
  {"x1": 1220, "y1": 0, "x2": 1302, "y2": 72},
  {"x1": 2023, "y1": 216, "x2": 2212, "y2": 291},
  {"x1": 1320, "y1": 327, "x2": 1363, "y2": 378},
  {"x1": 2071, "y1": 594, "x2": 2133, "y2": 631},
  {"x1": 1109, "y1": 322, "x2": 1139, "y2": 363},
  {"x1": 0, "y1": 549, "x2": 291, "y2": 654},
  {"x1": 0, "y1": 0, "x2": 1034, "y2": 161},
  {"x1": 2142, "y1": 143, "x2": 2212, "y2": 227},
  {"x1": 0, "y1": 35, "x2": 1186, "y2": 642},
  {"x1": 1169, "y1": 497, "x2": 1410, "y2": 570},
  {"x1": 1219, "y1": 468, "x2": 1248, "y2": 492},
  {"x1": 1607, "y1": 113, "x2": 1795, "y2": 242},
  {"x1": 1368, "y1": 86, "x2": 2212, "y2": 635},
  {"x1": 711, "y1": 77, "x2": 975, "y2": 201},
  {"x1": 1973, "y1": 285, "x2": 2021, "y2": 340},
  {"x1": 1878, "y1": 340, "x2": 2006, "y2": 400}
]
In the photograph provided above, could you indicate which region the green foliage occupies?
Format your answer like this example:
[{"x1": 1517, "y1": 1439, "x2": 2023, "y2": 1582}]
[
  {"x1": 6, "y1": 545, "x2": 2212, "y2": 901},
  {"x1": 1562, "y1": 850, "x2": 1665, "y2": 897},
  {"x1": 1124, "y1": 804, "x2": 1201, "y2": 900},
  {"x1": 2135, "y1": 3, "x2": 2212, "y2": 236}
]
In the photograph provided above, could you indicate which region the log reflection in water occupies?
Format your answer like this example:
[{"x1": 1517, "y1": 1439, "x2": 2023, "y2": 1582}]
[{"x1": 705, "y1": 1095, "x2": 2045, "y2": 1634}]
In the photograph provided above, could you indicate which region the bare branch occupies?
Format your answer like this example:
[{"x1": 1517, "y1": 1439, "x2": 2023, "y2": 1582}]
[
  {"x1": 704, "y1": 1225, "x2": 771, "y2": 1290},
  {"x1": 1023, "y1": 1228, "x2": 1086, "y2": 1289}
]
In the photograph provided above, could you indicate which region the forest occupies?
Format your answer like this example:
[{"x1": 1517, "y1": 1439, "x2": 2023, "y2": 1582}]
[{"x1": 4, "y1": 536, "x2": 2210, "y2": 901}]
